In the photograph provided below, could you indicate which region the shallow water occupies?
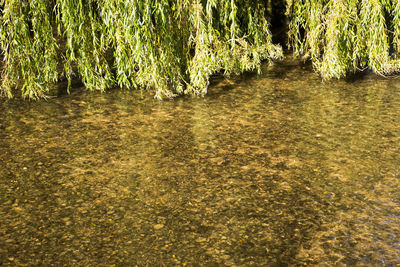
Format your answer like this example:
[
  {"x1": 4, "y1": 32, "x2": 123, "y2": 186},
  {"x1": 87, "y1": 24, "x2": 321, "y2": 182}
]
[{"x1": 1, "y1": 60, "x2": 399, "y2": 266}]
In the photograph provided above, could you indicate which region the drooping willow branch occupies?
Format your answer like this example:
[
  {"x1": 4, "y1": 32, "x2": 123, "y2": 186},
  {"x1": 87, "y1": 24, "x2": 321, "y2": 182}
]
[
  {"x1": 287, "y1": 0, "x2": 400, "y2": 79},
  {"x1": 0, "y1": 0, "x2": 282, "y2": 99},
  {"x1": 3, "y1": 0, "x2": 399, "y2": 100}
]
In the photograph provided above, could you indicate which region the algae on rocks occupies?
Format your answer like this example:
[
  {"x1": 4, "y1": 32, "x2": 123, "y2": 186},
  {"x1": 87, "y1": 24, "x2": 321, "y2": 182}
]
[{"x1": 0, "y1": 0, "x2": 282, "y2": 99}]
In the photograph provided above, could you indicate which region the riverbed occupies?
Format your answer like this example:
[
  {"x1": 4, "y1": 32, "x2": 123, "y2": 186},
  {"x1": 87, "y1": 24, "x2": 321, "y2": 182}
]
[{"x1": 1, "y1": 59, "x2": 399, "y2": 265}]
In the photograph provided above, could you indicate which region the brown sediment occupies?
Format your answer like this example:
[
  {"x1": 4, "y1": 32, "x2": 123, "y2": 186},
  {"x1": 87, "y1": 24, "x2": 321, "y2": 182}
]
[{"x1": 0, "y1": 59, "x2": 399, "y2": 266}]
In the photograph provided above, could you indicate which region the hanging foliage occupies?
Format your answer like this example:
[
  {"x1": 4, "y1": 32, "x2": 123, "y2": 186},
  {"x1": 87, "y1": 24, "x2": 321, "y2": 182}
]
[
  {"x1": 3, "y1": 0, "x2": 400, "y2": 100},
  {"x1": 287, "y1": 0, "x2": 400, "y2": 79},
  {"x1": 0, "y1": 0, "x2": 282, "y2": 99}
]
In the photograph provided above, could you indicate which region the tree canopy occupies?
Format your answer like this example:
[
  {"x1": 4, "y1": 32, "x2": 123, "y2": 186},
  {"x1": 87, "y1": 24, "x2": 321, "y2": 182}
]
[{"x1": 0, "y1": 0, "x2": 399, "y2": 99}]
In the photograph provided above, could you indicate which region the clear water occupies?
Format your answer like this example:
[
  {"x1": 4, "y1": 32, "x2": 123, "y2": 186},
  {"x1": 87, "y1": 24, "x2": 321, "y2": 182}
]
[{"x1": 1, "y1": 59, "x2": 399, "y2": 266}]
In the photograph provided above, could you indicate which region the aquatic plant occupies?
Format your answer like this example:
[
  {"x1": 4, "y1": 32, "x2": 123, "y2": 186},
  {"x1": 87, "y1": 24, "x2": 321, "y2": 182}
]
[{"x1": 0, "y1": 0, "x2": 282, "y2": 99}]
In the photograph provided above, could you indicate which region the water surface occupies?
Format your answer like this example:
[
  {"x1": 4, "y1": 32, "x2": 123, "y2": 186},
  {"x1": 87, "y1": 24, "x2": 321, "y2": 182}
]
[{"x1": 1, "y1": 60, "x2": 399, "y2": 266}]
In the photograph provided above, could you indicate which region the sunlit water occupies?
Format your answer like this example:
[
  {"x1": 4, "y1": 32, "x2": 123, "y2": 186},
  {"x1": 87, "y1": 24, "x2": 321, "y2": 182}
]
[{"x1": 1, "y1": 60, "x2": 399, "y2": 266}]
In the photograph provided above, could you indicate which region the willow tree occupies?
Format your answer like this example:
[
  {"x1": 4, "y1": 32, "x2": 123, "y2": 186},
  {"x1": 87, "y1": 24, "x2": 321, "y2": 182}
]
[
  {"x1": 0, "y1": 0, "x2": 282, "y2": 99},
  {"x1": 287, "y1": 0, "x2": 400, "y2": 79},
  {"x1": 2, "y1": 1, "x2": 400, "y2": 100}
]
